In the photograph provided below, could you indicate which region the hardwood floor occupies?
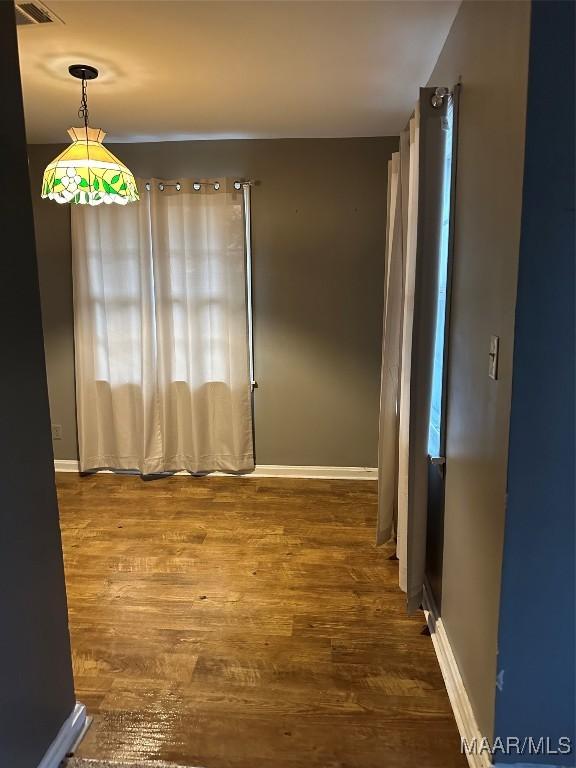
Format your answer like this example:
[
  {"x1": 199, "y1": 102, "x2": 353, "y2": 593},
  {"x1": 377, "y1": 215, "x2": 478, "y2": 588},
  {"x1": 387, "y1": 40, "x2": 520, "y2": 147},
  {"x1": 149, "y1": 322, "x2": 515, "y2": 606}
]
[{"x1": 57, "y1": 473, "x2": 465, "y2": 768}]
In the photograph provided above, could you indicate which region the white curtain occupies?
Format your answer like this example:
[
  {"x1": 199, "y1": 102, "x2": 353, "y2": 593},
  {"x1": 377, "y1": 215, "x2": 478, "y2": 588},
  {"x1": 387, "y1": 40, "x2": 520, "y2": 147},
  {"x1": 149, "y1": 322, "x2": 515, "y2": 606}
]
[
  {"x1": 72, "y1": 178, "x2": 254, "y2": 475},
  {"x1": 376, "y1": 152, "x2": 402, "y2": 545},
  {"x1": 377, "y1": 106, "x2": 421, "y2": 605}
]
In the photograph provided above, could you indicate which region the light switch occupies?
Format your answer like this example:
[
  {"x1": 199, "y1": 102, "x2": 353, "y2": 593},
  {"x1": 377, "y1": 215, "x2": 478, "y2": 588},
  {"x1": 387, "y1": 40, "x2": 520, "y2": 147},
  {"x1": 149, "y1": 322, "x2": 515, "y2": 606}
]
[{"x1": 489, "y1": 336, "x2": 499, "y2": 380}]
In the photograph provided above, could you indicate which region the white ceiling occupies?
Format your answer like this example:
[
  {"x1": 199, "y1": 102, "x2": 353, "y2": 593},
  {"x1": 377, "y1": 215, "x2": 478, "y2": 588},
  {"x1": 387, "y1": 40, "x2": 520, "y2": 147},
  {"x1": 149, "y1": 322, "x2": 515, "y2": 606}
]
[{"x1": 18, "y1": 0, "x2": 459, "y2": 143}]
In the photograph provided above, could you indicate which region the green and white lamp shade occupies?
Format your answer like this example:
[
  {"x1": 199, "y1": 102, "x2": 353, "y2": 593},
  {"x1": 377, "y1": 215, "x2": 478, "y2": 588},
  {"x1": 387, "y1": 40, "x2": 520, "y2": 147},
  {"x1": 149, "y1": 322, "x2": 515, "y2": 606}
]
[{"x1": 41, "y1": 127, "x2": 139, "y2": 205}]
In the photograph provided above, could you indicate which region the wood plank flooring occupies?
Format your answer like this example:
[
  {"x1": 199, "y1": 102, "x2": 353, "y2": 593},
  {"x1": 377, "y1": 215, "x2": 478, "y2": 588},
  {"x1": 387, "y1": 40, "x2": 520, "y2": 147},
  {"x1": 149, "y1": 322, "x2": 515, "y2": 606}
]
[{"x1": 57, "y1": 473, "x2": 465, "y2": 768}]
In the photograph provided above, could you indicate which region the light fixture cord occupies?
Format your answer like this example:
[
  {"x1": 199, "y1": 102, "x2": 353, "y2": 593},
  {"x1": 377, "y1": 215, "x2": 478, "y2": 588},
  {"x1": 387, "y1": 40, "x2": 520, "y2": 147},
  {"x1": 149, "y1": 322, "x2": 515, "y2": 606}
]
[
  {"x1": 78, "y1": 76, "x2": 89, "y2": 129},
  {"x1": 78, "y1": 74, "x2": 91, "y2": 197}
]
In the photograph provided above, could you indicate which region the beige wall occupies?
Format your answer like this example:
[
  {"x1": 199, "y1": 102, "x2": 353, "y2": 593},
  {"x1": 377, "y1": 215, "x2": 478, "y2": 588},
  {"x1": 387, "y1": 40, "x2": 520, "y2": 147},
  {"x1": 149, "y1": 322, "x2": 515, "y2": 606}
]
[
  {"x1": 28, "y1": 137, "x2": 397, "y2": 466},
  {"x1": 427, "y1": 0, "x2": 531, "y2": 739}
]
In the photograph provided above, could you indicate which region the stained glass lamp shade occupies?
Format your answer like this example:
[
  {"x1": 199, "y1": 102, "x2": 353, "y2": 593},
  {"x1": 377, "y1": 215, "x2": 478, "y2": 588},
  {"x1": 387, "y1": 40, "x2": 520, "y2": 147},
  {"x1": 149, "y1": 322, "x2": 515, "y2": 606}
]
[{"x1": 41, "y1": 126, "x2": 139, "y2": 206}]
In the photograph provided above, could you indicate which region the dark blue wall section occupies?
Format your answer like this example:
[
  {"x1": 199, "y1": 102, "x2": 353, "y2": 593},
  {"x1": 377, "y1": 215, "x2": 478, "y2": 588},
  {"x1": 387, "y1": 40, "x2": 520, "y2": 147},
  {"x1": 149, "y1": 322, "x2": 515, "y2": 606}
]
[
  {"x1": 0, "y1": 4, "x2": 76, "y2": 766},
  {"x1": 494, "y1": 1, "x2": 575, "y2": 766}
]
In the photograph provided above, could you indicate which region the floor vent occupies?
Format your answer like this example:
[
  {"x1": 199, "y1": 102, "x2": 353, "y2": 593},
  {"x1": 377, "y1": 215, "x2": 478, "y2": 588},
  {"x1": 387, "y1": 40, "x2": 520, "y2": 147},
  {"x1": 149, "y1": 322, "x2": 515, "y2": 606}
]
[{"x1": 16, "y1": 1, "x2": 64, "y2": 26}]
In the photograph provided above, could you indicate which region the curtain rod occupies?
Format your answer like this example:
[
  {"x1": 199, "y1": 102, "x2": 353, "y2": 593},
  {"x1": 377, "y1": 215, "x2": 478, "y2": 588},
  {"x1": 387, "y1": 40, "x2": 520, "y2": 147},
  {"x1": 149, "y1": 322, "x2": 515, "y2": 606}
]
[{"x1": 143, "y1": 180, "x2": 255, "y2": 192}]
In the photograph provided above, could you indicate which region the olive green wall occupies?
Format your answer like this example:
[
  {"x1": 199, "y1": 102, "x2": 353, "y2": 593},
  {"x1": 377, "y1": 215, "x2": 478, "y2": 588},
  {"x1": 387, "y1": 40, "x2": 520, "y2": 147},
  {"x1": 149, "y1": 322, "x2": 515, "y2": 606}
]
[
  {"x1": 28, "y1": 136, "x2": 397, "y2": 466},
  {"x1": 427, "y1": 0, "x2": 531, "y2": 740}
]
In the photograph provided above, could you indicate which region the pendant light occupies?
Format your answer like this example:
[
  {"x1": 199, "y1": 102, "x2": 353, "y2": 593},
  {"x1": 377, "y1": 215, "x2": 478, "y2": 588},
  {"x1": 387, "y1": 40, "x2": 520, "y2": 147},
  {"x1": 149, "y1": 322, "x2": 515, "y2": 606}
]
[{"x1": 41, "y1": 65, "x2": 138, "y2": 206}]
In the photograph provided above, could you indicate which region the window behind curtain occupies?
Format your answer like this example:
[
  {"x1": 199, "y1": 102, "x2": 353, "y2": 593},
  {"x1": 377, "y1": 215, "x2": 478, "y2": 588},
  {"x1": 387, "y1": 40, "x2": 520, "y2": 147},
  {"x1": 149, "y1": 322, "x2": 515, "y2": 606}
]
[{"x1": 427, "y1": 101, "x2": 454, "y2": 458}]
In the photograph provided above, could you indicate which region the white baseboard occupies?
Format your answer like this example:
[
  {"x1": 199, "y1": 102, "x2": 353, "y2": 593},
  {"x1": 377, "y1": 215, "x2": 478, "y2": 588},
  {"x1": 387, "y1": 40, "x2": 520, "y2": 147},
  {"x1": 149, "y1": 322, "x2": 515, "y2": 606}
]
[
  {"x1": 54, "y1": 460, "x2": 81, "y2": 473},
  {"x1": 422, "y1": 583, "x2": 492, "y2": 768},
  {"x1": 251, "y1": 465, "x2": 377, "y2": 480},
  {"x1": 53, "y1": 459, "x2": 377, "y2": 481},
  {"x1": 37, "y1": 702, "x2": 87, "y2": 768}
]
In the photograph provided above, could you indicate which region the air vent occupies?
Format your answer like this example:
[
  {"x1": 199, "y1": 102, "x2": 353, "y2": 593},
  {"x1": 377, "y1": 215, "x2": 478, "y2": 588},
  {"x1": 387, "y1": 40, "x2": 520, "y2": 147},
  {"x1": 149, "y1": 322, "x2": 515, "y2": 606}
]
[{"x1": 16, "y1": 1, "x2": 64, "y2": 26}]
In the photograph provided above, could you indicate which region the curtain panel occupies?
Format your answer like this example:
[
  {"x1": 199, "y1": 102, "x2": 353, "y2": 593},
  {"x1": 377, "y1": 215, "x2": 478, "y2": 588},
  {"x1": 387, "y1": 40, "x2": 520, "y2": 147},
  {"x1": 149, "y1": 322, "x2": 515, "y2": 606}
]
[
  {"x1": 377, "y1": 108, "x2": 420, "y2": 578},
  {"x1": 376, "y1": 152, "x2": 403, "y2": 545},
  {"x1": 377, "y1": 89, "x2": 454, "y2": 611},
  {"x1": 72, "y1": 178, "x2": 254, "y2": 475}
]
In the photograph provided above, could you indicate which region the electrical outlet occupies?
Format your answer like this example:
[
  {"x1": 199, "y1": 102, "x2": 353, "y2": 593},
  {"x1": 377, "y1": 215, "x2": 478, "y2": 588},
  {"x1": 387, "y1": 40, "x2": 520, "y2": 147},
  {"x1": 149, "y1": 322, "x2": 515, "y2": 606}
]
[{"x1": 51, "y1": 424, "x2": 63, "y2": 440}]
